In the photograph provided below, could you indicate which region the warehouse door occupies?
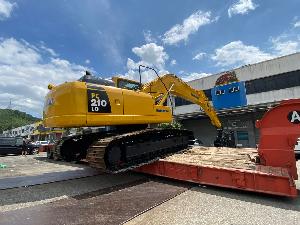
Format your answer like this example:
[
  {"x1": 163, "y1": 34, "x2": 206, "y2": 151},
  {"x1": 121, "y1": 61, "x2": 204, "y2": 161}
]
[{"x1": 236, "y1": 131, "x2": 250, "y2": 147}]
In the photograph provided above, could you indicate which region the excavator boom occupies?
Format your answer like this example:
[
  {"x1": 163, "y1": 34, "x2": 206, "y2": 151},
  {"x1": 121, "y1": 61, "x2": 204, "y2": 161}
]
[{"x1": 141, "y1": 74, "x2": 222, "y2": 128}]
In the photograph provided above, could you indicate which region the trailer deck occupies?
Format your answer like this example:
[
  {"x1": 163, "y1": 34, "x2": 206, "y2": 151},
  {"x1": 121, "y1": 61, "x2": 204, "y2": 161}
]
[
  {"x1": 163, "y1": 146, "x2": 258, "y2": 170},
  {"x1": 136, "y1": 146, "x2": 297, "y2": 197},
  {"x1": 137, "y1": 99, "x2": 300, "y2": 198}
]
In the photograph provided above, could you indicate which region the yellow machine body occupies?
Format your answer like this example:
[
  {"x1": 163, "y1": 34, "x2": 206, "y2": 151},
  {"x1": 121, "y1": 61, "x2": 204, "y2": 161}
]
[
  {"x1": 44, "y1": 73, "x2": 221, "y2": 129},
  {"x1": 44, "y1": 81, "x2": 172, "y2": 128}
]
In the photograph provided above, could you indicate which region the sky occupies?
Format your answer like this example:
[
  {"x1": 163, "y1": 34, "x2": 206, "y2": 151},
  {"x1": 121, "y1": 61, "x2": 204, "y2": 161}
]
[{"x1": 0, "y1": 0, "x2": 300, "y2": 117}]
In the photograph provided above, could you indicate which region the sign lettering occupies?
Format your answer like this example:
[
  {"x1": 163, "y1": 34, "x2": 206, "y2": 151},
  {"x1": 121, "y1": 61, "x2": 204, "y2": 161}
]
[
  {"x1": 87, "y1": 89, "x2": 111, "y2": 113},
  {"x1": 288, "y1": 111, "x2": 300, "y2": 124}
]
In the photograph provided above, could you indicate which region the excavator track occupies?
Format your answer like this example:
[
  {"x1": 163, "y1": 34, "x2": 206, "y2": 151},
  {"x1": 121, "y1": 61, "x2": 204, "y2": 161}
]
[
  {"x1": 86, "y1": 128, "x2": 194, "y2": 173},
  {"x1": 86, "y1": 138, "x2": 112, "y2": 170}
]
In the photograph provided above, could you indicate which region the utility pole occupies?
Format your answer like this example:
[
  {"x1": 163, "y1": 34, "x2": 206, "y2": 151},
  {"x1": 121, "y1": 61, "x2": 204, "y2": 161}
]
[
  {"x1": 7, "y1": 98, "x2": 12, "y2": 110},
  {"x1": 7, "y1": 99, "x2": 13, "y2": 135}
]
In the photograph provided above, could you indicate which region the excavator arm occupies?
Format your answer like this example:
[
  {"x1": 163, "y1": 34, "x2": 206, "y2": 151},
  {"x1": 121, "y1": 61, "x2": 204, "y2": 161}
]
[{"x1": 141, "y1": 74, "x2": 222, "y2": 128}]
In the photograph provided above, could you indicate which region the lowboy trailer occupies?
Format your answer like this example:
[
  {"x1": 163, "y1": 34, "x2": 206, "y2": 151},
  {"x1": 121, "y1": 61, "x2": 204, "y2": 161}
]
[{"x1": 136, "y1": 99, "x2": 300, "y2": 198}]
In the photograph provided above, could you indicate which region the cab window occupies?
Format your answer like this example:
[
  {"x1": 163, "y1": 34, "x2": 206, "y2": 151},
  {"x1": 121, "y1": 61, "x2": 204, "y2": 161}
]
[{"x1": 118, "y1": 80, "x2": 141, "y2": 91}]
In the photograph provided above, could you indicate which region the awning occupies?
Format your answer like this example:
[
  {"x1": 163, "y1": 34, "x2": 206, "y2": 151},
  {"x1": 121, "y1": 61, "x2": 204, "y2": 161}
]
[{"x1": 175, "y1": 101, "x2": 280, "y2": 120}]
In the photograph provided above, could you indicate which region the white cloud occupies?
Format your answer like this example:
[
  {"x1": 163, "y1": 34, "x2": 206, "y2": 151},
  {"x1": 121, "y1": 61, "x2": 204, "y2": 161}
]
[
  {"x1": 294, "y1": 21, "x2": 300, "y2": 28},
  {"x1": 170, "y1": 59, "x2": 176, "y2": 66},
  {"x1": 212, "y1": 19, "x2": 300, "y2": 68},
  {"x1": 193, "y1": 52, "x2": 206, "y2": 61},
  {"x1": 131, "y1": 43, "x2": 169, "y2": 70},
  {"x1": 228, "y1": 0, "x2": 257, "y2": 18},
  {"x1": 123, "y1": 43, "x2": 169, "y2": 83},
  {"x1": 143, "y1": 30, "x2": 156, "y2": 43},
  {"x1": 0, "y1": 38, "x2": 41, "y2": 65},
  {"x1": 268, "y1": 19, "x2": 300, "y2": 56},
  {"x1": 162, "y1": 11, "x2": 216, "y2": 45},
  {"x1": 40, "y1": 43, "x2": 58, "y2": 57},
  {"x1": 211, "y1": 41, "x2": 272, "y2": 67},
  {"x1": 211, "y1": 31, "x2": 300, "y2": 68},
  {"x1": 181, "y1": 72, "x2": 211, "y2": 82},
  {"x1": 85, "y1": 59, "x2": 90, "y2": 64},
  {"x1": 271, "y1": 37, "x2": 300, "y2": 56},
  {"x1": 0, "y1": 38, "x2": 88, "y2": 117},
  {"x1": 0, "y1": 0, "x2": 16, "y2": 20},
  {"x1": 121, "y1": 69, "x2": 160, "y2": 84}
]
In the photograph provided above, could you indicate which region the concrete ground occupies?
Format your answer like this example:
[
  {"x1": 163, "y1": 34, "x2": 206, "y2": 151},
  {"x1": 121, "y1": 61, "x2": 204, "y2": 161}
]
[
  {"x1": 0, "y1": 153, "x2": 91, "y2": 178},
  {"x1": 126, "y1": 161, "x2": 300, "y2": 225},
  {"x1": 0, "y1": 154, "x2": 299, "y2": 225},
  {"x1": 0, "y1": 153, "x2": 101, "y2": 189},
  {"x1": 0, "y1": 172, "x2": 145, "y2": 213}
]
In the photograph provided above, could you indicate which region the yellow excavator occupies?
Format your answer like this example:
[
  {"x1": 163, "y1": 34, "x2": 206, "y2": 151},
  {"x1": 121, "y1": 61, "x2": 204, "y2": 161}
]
[{"x1": 44, "y1": 66, "x2": 222, "y2": 172}]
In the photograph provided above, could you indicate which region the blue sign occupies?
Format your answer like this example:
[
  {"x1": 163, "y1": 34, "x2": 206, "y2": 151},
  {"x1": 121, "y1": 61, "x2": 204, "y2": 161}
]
[{"x1": 211, "y1": 81, "x2": 247, "y2": 110}]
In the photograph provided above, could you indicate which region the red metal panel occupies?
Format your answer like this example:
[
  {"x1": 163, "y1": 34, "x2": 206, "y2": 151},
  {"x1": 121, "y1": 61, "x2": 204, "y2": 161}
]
[
  {"x1": 256, "y1": 99, "x2": 300, "y2": 180},
  {"x1": 135, "y1": 161, "x2": 298, "y2": 198}
]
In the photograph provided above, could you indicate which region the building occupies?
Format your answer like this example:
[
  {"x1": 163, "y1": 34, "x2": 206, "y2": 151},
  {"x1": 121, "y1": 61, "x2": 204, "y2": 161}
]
[
  {"x1": 2, "y1": 121, "x2": 63, "y2": 142},
  {"x1": 173, "y1": 52, "x2": 300, "y2": 147},
  {"x1": 2, "y1": 121, "x2": 104, "y2": 141},
  {"x1": 30, "y1": 121, "x2": 63, "y2": 142},
  {"x1": 2, "y1": 123, "x2": 35, "y2": 137}
]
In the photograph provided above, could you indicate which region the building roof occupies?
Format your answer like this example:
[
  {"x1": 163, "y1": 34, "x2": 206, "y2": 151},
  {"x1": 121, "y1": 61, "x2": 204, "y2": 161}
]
[{"x1": 187, "y1": 52, "x2": 300, "y2": 90}]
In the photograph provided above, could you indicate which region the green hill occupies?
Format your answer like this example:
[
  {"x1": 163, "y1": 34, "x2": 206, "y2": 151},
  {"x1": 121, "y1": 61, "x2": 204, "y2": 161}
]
[{"x1": 0, "y1": 109, "x2": 40, "y2": 133}]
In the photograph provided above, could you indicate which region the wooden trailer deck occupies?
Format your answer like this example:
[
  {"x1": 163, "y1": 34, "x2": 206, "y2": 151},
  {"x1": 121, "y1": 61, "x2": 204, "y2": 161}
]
[
  {"x1": 135, "y1": 146, "x2": 297, "y2": 197},
  {"x1": 162, "y1": 146, "x2": 258, "y2": 170}
]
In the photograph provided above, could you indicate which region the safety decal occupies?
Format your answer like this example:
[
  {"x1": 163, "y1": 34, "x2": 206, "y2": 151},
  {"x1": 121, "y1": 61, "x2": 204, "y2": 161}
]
[{"x1": 87, "y1": 88, "x2": 111, "y2": 113}]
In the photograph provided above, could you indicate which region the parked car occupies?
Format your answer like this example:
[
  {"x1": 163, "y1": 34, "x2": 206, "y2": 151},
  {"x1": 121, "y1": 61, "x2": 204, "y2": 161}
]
[
  {"x1": 0, "y1": 136, "x2": 23, "y2": 155},
  {"x1": 32, "y1": 140, "x2": 55, "y2": 153},
  {"x1": 39, "y1": 141, "x2": 50, "y2": 146},
  {"x1": 26, "y1": 141, "x2": 39, "y2": 155},
  {"x1": 34, "y1": 140, "x2": 50, "y2": 146}
]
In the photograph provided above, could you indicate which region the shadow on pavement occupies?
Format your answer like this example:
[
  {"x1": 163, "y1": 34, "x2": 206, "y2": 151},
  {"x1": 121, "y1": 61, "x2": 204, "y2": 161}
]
[{"x1": 33, "y1": 155, "x2": 90, "y2": 169}]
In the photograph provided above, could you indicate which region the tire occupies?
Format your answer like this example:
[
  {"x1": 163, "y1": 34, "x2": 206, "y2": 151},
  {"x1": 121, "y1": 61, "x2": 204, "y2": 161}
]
[{"x1": 32, "y1": 148, "x2": 39, "y2": 155}]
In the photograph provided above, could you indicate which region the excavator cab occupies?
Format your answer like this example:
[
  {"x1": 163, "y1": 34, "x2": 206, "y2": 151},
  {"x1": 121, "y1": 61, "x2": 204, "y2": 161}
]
[
  {"x1": 78, "y1": 71, "x2": 141, "y2": 91},
  {"x1": 78, "y1": 71, "x2": 114, "y2": 87},
  {"x1": 112, "y1": 77, "x2": 141, "y2": 91}
]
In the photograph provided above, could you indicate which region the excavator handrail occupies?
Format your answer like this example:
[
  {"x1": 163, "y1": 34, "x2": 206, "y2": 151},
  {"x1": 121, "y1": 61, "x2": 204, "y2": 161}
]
[
  {"x1": 138, "y1": 65, "x2": 174, "y2": 107},
  {"x1": 142, "y1": 73, "x2": 222, "y2": 128}
]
